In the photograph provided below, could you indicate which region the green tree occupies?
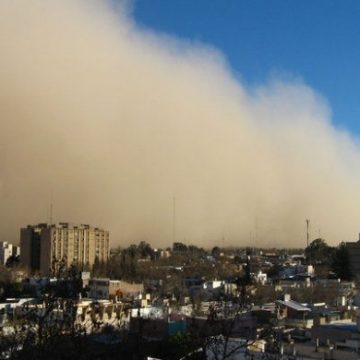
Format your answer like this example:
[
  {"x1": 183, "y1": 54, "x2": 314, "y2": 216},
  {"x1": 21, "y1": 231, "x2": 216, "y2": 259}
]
[
  {"x1": 211, "y1": 246, "x2": 221, "y2": 260},
  {"x1": 188, "y1": 245, "x2": 206, "y2": 257},
  {"x1": 5, "y1": 255, "x2": 20, "y2": 268},
  {"x1": 332, "y1": 242, "x2": 352, "y2": 280},
  {"x1": 137, "y1": 241, "x2": 154, "y2": 259},
  {"x1": 173, "y1": 242, "x2": 188, "y2": 252},
  {"x1": 305, "y1": 238, "x2": 334, "y2": 264}
]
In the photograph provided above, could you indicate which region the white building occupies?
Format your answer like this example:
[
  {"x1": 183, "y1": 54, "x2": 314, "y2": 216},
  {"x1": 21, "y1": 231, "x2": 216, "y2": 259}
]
[
  {"x1": 88, "y1": 278, "x2": 144, "y2": 299},
  {"x1": 253, "y1": 270, "x2": 267, "y2": 285},
  {"x1": 0, "y1": 242, "x2": 20, "y2": 265}
]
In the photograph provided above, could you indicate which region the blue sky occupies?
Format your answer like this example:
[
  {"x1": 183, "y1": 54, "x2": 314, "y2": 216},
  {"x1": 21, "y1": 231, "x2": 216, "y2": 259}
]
[{"x1": 133, "y1": 0, "x2": 360, "y2": 135}]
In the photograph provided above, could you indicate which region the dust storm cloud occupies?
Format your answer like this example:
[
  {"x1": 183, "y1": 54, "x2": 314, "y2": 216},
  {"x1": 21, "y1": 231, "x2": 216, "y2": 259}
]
[{"x1": 0, "y1": 0, "x2": 359, "y2": 248}]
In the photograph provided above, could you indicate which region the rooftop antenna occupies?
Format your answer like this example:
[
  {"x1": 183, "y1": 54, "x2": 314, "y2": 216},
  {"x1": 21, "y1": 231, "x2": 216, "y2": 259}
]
[
  {"x1": 306, "y1": 219, "x2": 310, "y2": 248},
  {"x1": 254, "y1": 216, "x2": 259, "y2": 254},
  {"x1": 172, "y1": 195, "x2": 176, "y2": 244},
  {"x1": 50, "y1": 203, "x2": 53, "y2": 226},
  {"x1": 255, "y1": 216, "x2": 258, "y2": 244},
  {"x1": 306, "y1": 219, "x2": 312, "y2": 265}
]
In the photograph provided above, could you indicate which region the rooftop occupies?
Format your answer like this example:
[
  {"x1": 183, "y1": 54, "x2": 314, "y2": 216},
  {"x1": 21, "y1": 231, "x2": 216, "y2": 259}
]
[
  {"x1": 319, "y1": 322, "x2": 358, "y2": 333},
  {"x1": 276, "y1": 300, "x2": 311, "y2": 312}
]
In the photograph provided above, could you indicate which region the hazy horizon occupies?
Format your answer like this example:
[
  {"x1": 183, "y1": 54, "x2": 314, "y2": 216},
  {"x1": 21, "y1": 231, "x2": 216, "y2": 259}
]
[{"x1": 1, "y1": 0, "x2": 360, "y2": 248}]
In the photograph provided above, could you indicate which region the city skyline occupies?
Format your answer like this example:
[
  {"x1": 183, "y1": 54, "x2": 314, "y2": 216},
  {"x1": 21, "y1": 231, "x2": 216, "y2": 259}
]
[
  {"x1": 2, "y1": 3, "x2": 360, "y2": 358},
  {"x1": 1, "y1": 1, "x2": 360, "y2": 248}
]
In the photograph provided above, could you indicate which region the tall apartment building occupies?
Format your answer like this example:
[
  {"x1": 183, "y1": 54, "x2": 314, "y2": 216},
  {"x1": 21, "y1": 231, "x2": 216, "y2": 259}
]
[
  {"x1": 20, "y1": 223, "x2": 110, "y2": 274},
  {"x1": 346, "y1": 234, "x2": 360, "y2": 280}
]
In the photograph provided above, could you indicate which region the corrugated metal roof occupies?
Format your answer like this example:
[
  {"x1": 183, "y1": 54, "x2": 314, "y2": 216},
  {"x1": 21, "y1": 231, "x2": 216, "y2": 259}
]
[{"x1": 276, "y1": 300, "x2": 311, "y2": 312}]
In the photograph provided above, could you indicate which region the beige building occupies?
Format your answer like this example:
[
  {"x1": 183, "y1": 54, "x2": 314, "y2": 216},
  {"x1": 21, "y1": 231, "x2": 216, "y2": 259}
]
[
  {"x1": 20, "y1": 223, "x2": 110, "y2": 274},
  {"x1": 88, "y1": 278, "x2": 144, "y2": 299}
]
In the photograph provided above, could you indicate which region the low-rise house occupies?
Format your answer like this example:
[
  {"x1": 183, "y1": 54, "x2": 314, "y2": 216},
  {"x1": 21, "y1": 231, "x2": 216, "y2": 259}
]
[
  {"x1": 189, "y1": 279, "x2": 238, "y2": 300},
  {"x1": 0, "y1": 298, "x2": 34, "y2": 324},
  {"x1": 138, "y1": 293, "x2": 152, "y2": 307},
  {"x1": 129, "y1": 306, "x2": 187, "y2": 340},
  {"x1": 262, "y1": 252, "x2": 279, "y2": 264},
  {"x1": 88, "y1": 278, "x2": 144, "y2": 299},
  {"x1": 282, "y1": 339, "x2": 360, "y2": 360},
  {"x1": 252, "y1": 271, "x2": 267, "y2": 285},
  {"x1": 203, "y1": 280, "x2": 224, "y2": 291},
  {"x1": 131, "y1": 306, "x2": 165, "y2": 319},
  {"x1": 275, "y1": 276, "x2": 313, "y2": 292},
  {"x1": 289, "y1": 254, "x2": 306, "y2": 264},
  {"x1": 75, "y1": 299, "x2": 126, "y2": 333},
  {"x1": 280, "y1": 264, "x2": 314, "y2": 278},
  {"x1": 276, "y1": 294, "x2": 313, "y2": 329},
  {"x1": 310, "y1": 303, "x2": 352, "y2": 326},
  {"x1": 1, "y1": 296, "x2": 127, "y2": 333},
  {"x1": 187, "y1": 312, "x2": 258, "y2": 340},
  {"x1": 312, "y1": 322, "x2": 360, "y2": 347},
  {"x1": 129, "y1": 316, "x2": 187, "y2": 340}
]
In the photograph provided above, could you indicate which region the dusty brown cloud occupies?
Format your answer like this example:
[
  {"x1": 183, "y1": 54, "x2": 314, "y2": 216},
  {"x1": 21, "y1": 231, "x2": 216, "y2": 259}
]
[{"x1": 0, "y1": 0, "x2": 359, "y2": 248}]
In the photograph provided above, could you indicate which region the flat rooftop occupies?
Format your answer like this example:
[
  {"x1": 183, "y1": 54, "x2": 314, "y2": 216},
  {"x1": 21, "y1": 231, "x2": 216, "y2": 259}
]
[{"x1": 319, "y1": 322, "x2": 358, "y2": 333}]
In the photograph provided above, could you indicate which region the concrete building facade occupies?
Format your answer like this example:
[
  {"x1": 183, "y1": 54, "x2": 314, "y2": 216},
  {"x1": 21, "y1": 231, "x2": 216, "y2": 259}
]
[
  {"x1": 20, "y1": 223, "x2": 110, "y2": 274},
  {"x1": 345, "y1": 234, "x2": 360, "y2": 279},
  {"x1": 88, "y1": 278, "x2": 144, "y2": 299},
  {"x1": 0, "y1": 242, "x2": 20, "y2": 265}
]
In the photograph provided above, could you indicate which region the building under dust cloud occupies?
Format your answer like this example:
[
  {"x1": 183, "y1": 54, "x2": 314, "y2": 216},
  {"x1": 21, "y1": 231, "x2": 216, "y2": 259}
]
[{"x1": 0, "y1": 0, "x2": 360, "y2": 248}]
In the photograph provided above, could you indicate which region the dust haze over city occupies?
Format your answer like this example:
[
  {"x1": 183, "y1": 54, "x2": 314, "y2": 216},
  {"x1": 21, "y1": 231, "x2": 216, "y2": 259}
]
[{"x1": 1, "y1": 0, "x2": 359, "y2": 248}]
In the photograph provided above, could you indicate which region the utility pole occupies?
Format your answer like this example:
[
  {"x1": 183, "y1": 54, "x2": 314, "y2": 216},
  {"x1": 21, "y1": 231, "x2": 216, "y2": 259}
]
[
  {"x1": 306, "y1": 219, "x2": 311, "y2": 265},
  {"x1": 50, "y1": 203, "x2": 53, "y2": 226},
  {"x1": 172, "y1": 196, "x2": 176, "y2": 244},
  {"x1": 306, "y1": 219, "x2": 310, "y2": 248}
]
